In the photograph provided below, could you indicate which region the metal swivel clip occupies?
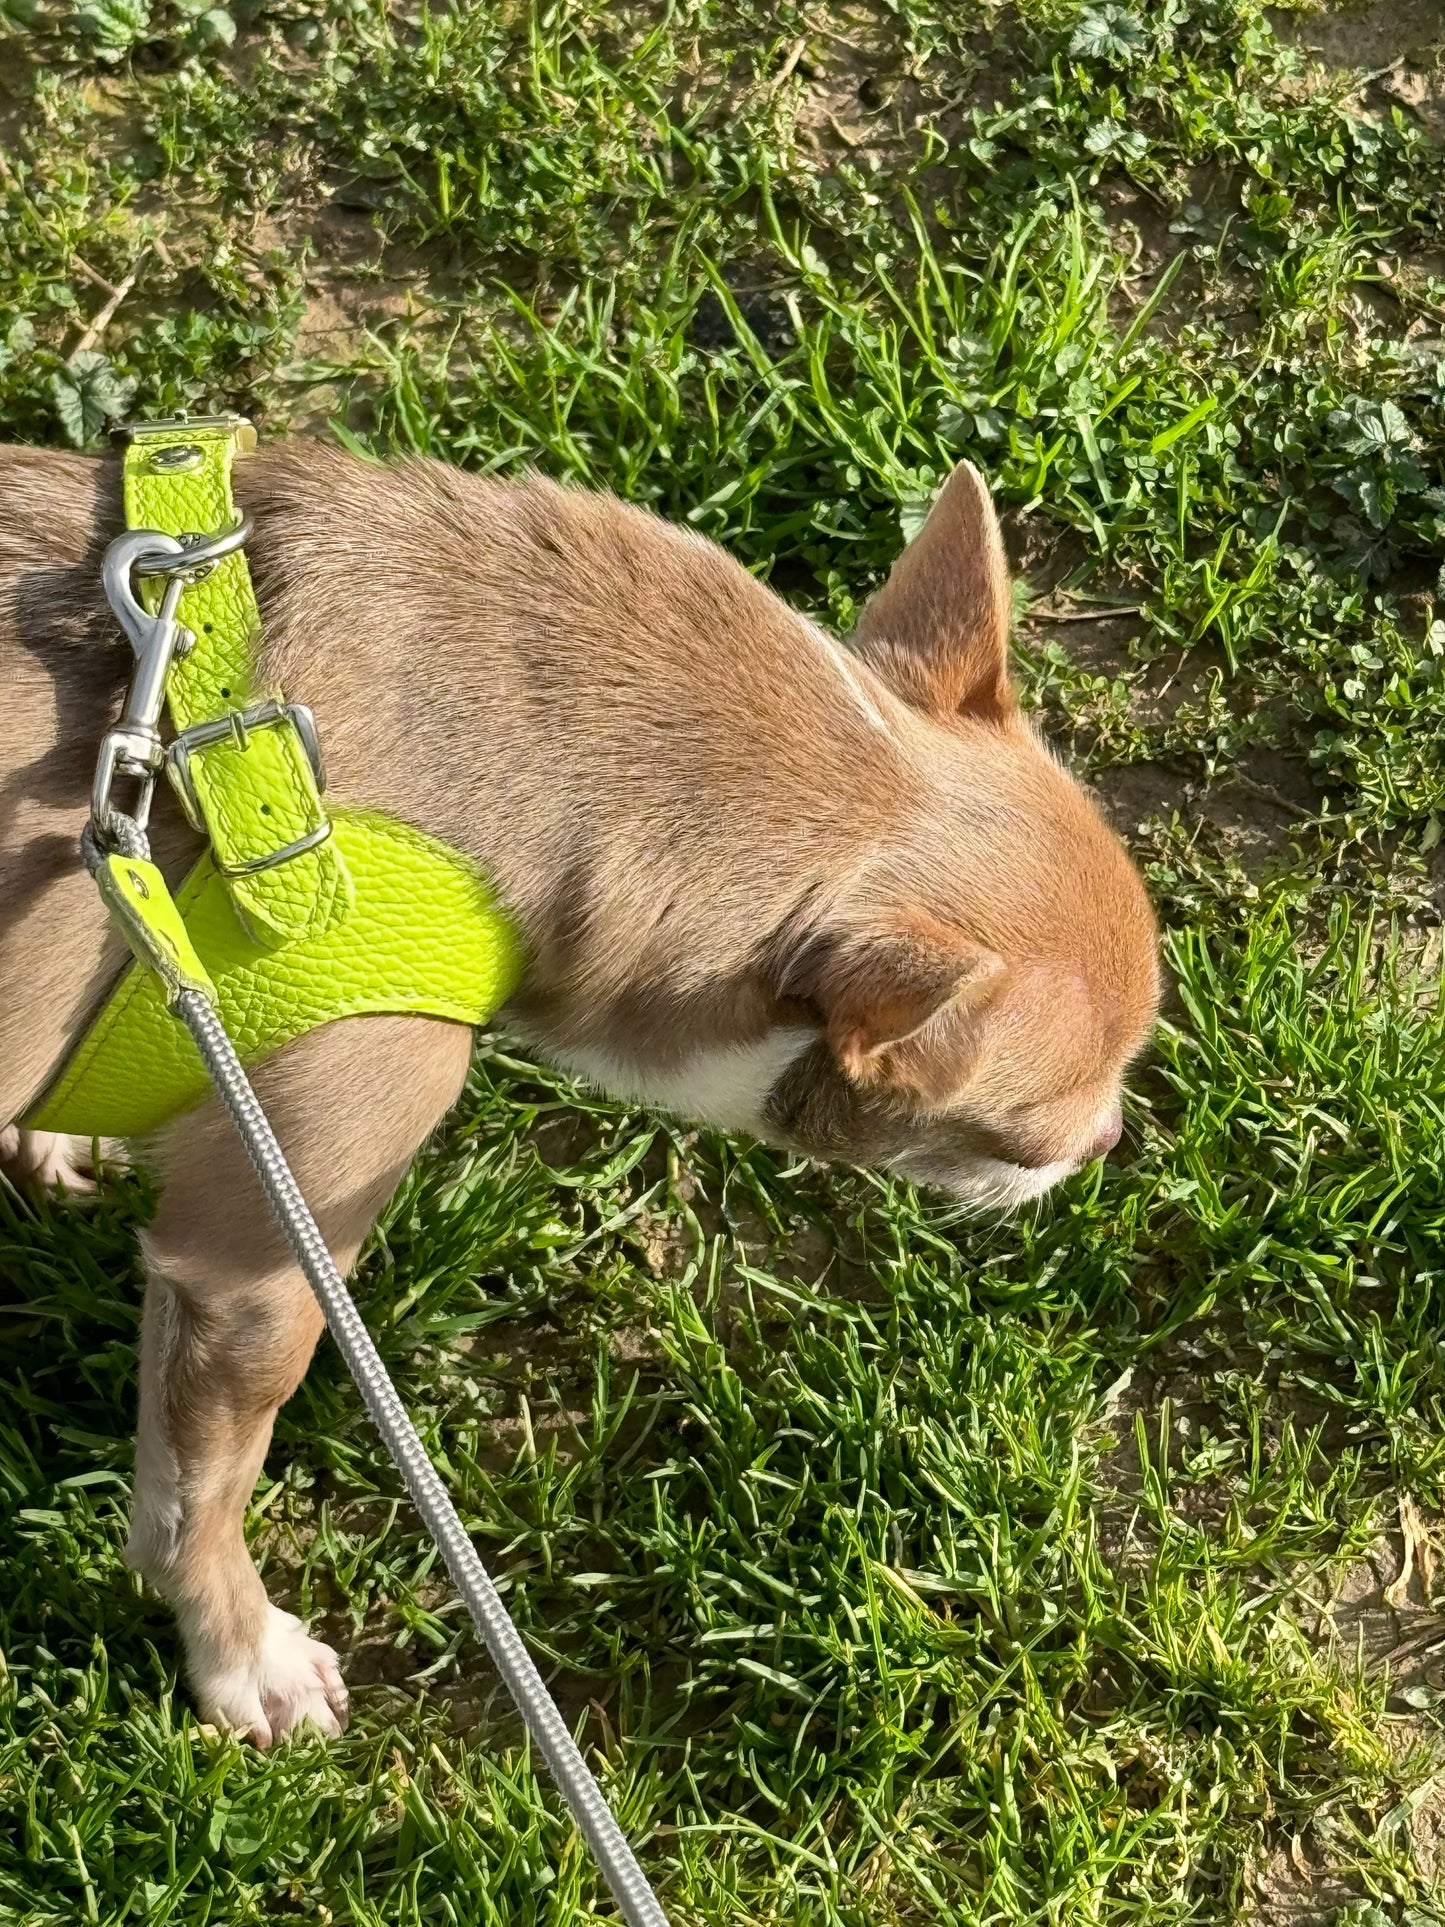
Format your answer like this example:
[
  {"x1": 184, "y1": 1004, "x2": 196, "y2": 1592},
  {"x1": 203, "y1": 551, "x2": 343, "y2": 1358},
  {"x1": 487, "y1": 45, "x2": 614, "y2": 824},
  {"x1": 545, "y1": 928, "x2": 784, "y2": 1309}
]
[{"x1": 91, "y1": 519, "x2": 250, "y2": 842}]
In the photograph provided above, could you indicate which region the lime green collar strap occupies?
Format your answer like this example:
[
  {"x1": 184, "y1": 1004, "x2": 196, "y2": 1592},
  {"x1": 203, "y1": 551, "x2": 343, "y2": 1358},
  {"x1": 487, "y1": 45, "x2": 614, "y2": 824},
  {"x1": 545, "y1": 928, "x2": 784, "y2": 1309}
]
[{"x1": 29, "y1": 416, "x2": 523, "y2": 1138}]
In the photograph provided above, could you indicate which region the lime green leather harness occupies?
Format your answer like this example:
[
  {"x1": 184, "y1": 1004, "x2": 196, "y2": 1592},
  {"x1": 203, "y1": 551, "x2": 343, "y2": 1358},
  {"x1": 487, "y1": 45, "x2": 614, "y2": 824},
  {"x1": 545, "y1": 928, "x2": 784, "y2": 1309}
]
[{"x1": 29, "y1": 415, "x2": 522, "y2": 1137}]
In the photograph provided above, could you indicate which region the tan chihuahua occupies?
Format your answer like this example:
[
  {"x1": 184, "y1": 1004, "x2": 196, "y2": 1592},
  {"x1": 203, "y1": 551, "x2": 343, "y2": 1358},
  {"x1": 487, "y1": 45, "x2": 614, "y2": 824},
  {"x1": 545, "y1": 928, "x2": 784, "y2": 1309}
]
[{"x1": 0, "y1": 443, "x2": 1159, "y2": 1743}]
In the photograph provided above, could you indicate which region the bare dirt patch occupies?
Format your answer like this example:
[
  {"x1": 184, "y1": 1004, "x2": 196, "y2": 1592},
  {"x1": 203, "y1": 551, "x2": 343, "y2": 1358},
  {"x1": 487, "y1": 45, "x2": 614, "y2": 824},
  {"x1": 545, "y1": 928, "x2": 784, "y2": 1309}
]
[
  {"x1": 1018, "y1": 588, "x2": 1327, "y2": 874},
  {"x1": 1305, "y1": 1503, "x2": 1445, "y2": 1702},
  {"x1": 1247, "y1": 1841, "x2": 1367, "y2": 1925},
  {"x1": 1275, "y1": 0, "x2": 1445, "y2": 164},
  {"x1": 1274, "y1": 0, "x2": 1445, "y2": 74},
  {"x1": 776, "y1": 3, "x2": 1012, "y2": 162},
  {"x1": 1092, "y1": 744, "x2": 1324, "y2": 873}
]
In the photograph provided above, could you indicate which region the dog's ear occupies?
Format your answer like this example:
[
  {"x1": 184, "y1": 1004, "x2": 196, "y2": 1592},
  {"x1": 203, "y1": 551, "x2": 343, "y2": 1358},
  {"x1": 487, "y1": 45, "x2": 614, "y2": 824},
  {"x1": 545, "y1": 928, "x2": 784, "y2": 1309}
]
[
  {"x1": 806, "y1": 912, "x2": 1006, "y2": 1102},
  {"x1": 850, "y1": 462, "x2": 1013, "y2": 722}
]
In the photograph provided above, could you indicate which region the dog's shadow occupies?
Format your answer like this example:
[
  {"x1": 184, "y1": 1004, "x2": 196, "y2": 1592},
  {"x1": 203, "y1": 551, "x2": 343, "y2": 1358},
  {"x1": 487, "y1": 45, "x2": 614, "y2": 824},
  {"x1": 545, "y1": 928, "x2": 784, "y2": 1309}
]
[{"x1": 0, "y1": 1166, "x2": 183, "y2": 1682}]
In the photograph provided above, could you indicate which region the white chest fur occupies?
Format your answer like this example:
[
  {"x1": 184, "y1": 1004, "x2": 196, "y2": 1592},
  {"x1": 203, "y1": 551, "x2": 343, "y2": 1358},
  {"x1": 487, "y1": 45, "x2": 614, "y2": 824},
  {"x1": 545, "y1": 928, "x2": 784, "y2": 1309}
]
[{"x1": 554, "y1": 1027, "x2": 817, "y2": 1135}]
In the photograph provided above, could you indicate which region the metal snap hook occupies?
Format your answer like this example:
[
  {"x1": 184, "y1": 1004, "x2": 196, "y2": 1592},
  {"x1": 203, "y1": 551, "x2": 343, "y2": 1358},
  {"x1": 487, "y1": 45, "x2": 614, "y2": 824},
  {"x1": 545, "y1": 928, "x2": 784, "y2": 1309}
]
[
  {"x1": 91, "y1": 519, "x2": 255, "y2": 843},
  {"x1": 93, "y1": 533, "x2": 192, "y2": 836},
  {"x1": 102, "y1": 529, "x2": 188, "y2": 658}
]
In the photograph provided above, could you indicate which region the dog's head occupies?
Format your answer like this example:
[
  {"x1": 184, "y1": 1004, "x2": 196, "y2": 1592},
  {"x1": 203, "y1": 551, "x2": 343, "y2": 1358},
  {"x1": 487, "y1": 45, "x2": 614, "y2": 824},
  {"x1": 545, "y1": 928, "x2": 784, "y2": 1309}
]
[{"x1": 762, "y1": 463, "x2": 1160, "y2": 1210}]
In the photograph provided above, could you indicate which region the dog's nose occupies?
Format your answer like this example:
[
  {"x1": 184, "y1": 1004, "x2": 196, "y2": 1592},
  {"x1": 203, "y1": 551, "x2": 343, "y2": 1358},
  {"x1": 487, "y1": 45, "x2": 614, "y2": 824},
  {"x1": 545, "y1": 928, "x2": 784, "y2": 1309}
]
[{"x1": 1086, "y1": 1106, "x2": 1123, "y2": 1160}]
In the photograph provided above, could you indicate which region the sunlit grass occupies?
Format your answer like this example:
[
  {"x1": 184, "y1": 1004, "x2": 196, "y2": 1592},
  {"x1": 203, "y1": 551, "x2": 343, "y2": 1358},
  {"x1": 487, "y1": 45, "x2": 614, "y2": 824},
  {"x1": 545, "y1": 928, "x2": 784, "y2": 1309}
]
[{"x1": 5, "y1": 0, "x2": 1445, "y2": 1920}]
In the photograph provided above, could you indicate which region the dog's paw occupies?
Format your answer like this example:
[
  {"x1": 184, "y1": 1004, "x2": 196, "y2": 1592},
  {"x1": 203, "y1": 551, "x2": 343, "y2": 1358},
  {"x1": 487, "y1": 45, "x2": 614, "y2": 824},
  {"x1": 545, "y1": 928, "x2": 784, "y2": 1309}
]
[
  {"x1": 193, "y1": 1607, "x2": 349, "y2": 1747},
  {"x1": 0, "y1": 1126, "x2": 99, "y2": 1196}
]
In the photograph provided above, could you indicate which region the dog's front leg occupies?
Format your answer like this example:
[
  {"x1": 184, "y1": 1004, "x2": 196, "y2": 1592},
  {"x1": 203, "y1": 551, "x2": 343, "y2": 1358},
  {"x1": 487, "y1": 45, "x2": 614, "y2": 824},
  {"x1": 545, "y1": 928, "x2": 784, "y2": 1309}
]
[{"x1": 125, "y1": 1012, "x2": 474, "y2": 1745}]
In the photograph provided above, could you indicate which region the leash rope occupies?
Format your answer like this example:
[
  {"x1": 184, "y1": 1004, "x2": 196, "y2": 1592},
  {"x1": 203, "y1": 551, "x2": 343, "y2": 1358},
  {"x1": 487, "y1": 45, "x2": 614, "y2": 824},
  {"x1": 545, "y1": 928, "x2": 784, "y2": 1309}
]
[
  {"x1": 69, "y1": 420, "x2": 673, "y2": 1927},
  {"x1": 173, "y1": 984, "x2": 671, "y2": 1927}
]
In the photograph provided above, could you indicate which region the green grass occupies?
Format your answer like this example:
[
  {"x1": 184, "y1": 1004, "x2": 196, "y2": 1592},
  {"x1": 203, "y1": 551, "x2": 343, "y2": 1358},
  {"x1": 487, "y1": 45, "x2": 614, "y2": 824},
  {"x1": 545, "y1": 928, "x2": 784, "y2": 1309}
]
[{"x1": 6, "y1": 0, "x2": 1445, "y2": 1919}]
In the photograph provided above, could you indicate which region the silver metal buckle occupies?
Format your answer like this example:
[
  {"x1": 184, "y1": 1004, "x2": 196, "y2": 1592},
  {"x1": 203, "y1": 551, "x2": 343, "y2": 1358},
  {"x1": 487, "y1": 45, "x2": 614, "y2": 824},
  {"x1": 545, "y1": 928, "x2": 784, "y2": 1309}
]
[
  {"x1": 166, "y1": 700, "x2": 330, "y2": 877},
  {"x1": 112, "y1": 411, "x2": 258, "y2": 446}
]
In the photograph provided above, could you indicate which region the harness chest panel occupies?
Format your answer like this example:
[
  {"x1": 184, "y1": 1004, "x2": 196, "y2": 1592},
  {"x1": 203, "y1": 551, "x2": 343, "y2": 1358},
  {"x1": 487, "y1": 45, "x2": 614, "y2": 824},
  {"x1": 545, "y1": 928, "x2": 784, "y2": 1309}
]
[
  {"x1": 32, "y1": 814, "x2": 519, "y2": 1137},
  {"x1": 27, "y1": 417, "x2": 523, "y2": 1137}
]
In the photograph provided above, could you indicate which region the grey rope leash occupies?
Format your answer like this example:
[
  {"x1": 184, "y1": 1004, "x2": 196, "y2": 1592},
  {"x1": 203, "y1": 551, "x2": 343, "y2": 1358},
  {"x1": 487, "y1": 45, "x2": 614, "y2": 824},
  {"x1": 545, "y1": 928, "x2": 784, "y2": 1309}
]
[{"x1": 171, "y1": 988, "x2": 671, "y2": 1927}]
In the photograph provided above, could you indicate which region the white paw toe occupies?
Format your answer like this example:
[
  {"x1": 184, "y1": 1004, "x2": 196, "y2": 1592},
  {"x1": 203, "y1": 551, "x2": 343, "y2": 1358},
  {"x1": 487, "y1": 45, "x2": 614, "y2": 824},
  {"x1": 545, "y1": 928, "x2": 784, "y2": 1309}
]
[
  {"x1": 193, "y1": 1606, "x2": 349, "y2": 1747},
  {"x1": 0, "y1": 1126, "x2": 102, "y2": 1194}
]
